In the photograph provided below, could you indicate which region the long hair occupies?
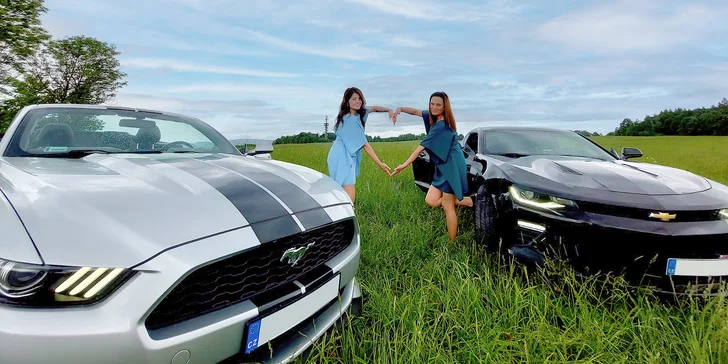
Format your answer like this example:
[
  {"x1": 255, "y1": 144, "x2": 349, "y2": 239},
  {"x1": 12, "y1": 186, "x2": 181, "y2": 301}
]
[
  {"x1": 429, "y1": 91, "x2": 456, "y2": 132},
  {"x1": 335, "y1": 87, "x2": 367, "y2": 130}
]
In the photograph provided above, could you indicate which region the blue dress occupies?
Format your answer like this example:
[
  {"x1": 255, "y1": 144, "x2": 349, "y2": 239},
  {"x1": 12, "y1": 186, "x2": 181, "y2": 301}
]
[
  {"x1": 419, "y1": 110, "x2": 469, "y2": 201},
  {"x1": 327, "y1": 108, "x2": 369, "y2": 186}
]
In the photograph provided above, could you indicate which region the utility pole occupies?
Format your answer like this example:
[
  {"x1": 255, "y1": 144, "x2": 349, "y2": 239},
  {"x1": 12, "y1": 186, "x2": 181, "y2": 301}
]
[{"x1": 324, "y1": 115, "x2": 329, "y2": 137}]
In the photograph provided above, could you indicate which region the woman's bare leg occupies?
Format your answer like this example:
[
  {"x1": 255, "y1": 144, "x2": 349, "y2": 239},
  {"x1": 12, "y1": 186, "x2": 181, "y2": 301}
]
[
  {"x1": 342, "y1": 184, "x2": 355, "y2": 204},
  {"x1": 442, "y1": 193, "x2": 458, "y2": 240},
  {"x1": 425, "y1": 186, "x2": 443, "y2": 208}
]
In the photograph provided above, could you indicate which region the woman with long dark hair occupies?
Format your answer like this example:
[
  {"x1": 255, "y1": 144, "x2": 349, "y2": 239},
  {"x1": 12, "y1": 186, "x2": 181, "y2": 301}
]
[
  {"x1": 390, "y1": 91, "x2": 473, "y2": 240},
  {"x1": 327, "y1": 87, "x2": 394, "y2": 203}
]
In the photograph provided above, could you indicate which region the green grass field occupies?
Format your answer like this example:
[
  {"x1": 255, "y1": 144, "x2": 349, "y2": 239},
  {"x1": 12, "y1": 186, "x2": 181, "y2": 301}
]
[{"x1": 269, "y1": 136, "x2": 728, "y2": 364}]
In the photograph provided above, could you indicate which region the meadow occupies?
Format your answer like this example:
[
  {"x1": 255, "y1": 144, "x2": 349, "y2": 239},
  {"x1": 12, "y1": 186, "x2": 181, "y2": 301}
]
[{"x1": 269, "y1": 136, "x2": 728, "y2": 364}]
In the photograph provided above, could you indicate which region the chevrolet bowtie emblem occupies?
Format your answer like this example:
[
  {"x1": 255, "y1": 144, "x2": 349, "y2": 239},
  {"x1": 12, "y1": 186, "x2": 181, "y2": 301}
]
[
  {"x1": 280, "y1": 242, "x2": 315, "y2": 266},
  {"x1": 649, "y1": 212, "x2": 676, "y2": 222}
]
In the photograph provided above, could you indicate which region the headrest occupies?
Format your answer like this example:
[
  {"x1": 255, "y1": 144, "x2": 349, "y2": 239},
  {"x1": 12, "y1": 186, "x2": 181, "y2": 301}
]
[
  {"x1": 36, "y1": 123, "x2": 75, "y2": 147},
  {"x1": 135, "y1": 125, "x2": 161, "y2": 148}
]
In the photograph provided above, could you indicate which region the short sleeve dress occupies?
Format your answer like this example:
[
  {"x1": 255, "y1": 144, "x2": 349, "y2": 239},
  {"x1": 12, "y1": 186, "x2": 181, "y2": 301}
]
[
  {"x1": 326, "y1": 108, "x2": 370, "y2": 186},
  {"x1": 419, "y1": 110, "x2": 469, "y2": 201}
]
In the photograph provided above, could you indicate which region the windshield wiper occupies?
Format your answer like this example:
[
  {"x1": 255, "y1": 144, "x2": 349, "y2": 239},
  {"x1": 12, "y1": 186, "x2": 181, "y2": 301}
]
[
  {"x1": 172, "y1": 150, "x2": 201, "y2": 153},
  {"x1": 38, "y1": 149, "x2": 164, "y2": 158},
  {"x1": 492, "y1": 152, "x2": 530, "y2": 158},
  {"x1": 39, "y1": 149, "x2": 112, "y2": 158}
]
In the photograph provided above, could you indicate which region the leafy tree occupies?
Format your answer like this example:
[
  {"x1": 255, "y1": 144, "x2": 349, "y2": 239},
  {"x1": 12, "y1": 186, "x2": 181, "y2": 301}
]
[
  {"x1": 0, "y1": 0, "x2": 50, "y2": 92},
  {"x1": 18, "y1": 35, "x2": 128, "y2": 104},
  {"x1": 611, "y1": 99, "x2": 728, "y2": 136},
  {"x1": 1, "y1": 36, "x2": 127, "y2": 131}
]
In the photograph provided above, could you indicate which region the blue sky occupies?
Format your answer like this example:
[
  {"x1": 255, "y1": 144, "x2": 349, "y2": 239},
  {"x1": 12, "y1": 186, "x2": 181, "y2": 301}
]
[{"x1": 41, "y1": 0, "x2": 727, "y2": 140}]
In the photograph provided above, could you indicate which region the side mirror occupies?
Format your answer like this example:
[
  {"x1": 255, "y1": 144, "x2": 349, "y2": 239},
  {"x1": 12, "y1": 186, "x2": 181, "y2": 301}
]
[
  {"x1": 236, "y1": 145, "x2": 247, "y2": 154},
  {"x1": 621, "y1": 147, "x2": 643, "y2": 160}
]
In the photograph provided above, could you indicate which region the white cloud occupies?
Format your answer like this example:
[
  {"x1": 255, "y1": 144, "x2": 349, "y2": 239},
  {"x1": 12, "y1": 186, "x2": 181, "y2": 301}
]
[
  {"x1": 388, "y1": 36, "x2": 430, "y2": 48},
  {"x1": 122, "y1": 58, "x2": 299, "y2": 78},
  {"x1": 534, "y1": 1, "x2": 724, "y2": 53},
  {"x1": 345, "y1": 0, "x2": 521, "y2": 22},
  {"x1": 163, "y1": 84, "x2": 339, "y2": 101}
]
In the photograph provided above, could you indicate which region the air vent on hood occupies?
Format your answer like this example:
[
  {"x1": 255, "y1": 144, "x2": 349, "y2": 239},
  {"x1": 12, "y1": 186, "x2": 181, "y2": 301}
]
[{"x1": 551, "y1": 162, "x2": 583, "y2": 175}]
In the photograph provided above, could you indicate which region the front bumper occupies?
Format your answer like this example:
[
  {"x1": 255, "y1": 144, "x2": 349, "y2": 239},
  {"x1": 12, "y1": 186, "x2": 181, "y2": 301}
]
[
  {"x1": 0, "y1": 221, "x2": 361, "y2": 364},
  {"x1": 505, "y1": 203, "x2": 728, "y2": 295}
]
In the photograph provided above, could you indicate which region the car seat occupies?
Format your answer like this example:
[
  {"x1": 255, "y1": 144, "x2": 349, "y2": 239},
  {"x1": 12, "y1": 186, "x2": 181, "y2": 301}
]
[{"x1": 35, "y1": 123, "x2": 76, "y2": 148}]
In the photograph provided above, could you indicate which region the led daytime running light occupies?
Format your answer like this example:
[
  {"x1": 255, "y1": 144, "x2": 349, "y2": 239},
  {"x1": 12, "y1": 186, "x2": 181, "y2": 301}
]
[
  {"x1": 509, "y1": 186, "x2": 567, "y2": 210},
  {"x1": 720, "y1": 209, "x2": 728, "y2": 220},
  {"x1": 55, "y1": 267, "x2": 126, "y2": 298}
]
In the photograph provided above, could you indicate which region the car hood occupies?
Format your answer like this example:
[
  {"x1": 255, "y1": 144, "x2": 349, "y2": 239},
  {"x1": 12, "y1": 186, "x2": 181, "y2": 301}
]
[
  {"x1": 500, "y1": 155, "x2": 711, "y2": 195},
  {"x1": 0, "y1": 153, "x2": 351, "y2": 268}
]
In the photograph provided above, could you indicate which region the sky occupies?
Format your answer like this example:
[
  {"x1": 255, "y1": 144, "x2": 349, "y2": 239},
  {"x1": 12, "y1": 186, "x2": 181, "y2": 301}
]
[{"x1": 40, "y1": 0, "x2": 728, "y2": 141}]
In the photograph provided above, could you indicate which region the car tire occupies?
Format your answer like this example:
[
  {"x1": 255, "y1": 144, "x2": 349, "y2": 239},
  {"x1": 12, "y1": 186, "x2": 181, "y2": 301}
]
[{"x1": 475, "y1": 184, "x2": 500, "y2": 251}]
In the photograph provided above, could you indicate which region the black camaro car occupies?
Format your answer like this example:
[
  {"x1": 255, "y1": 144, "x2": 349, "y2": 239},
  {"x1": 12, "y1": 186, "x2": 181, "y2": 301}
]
[{"x1": 412, "y1": 126, "x2": 728, "y2": 295}]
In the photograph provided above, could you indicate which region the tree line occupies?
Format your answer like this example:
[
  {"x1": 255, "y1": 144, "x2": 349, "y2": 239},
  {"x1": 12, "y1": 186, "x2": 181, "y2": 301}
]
[
  {"x1": 0, "y1": 0, "x2": 127, "y2": 133},
  {"x1": 609, "y1": 98, "x2": 728, "y2": 136},
  {"x1": 273, "y1": 132, "x2": 465, "y2": 145}
]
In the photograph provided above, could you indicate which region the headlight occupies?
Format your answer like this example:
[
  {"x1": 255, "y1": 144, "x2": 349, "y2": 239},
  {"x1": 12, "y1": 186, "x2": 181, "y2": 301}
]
[
  {"x1": 720, "y1": 209, "x2": 728, "y2": 220},
  {"x1": 509, "y1": 185, "x2": 577, "y2": 210},
  {"x1": 0, "y1": 259, "x2": 132, "y2": 307}
]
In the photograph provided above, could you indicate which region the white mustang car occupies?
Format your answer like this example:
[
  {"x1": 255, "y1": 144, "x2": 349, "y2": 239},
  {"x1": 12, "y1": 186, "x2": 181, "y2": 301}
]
[{"x1": 0, "y1": 104, "x2": 362, "y2": 364}]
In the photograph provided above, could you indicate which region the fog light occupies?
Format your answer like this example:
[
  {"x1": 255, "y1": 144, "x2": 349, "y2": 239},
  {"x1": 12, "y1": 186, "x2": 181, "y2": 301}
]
[{"x1": 517, "y1": 220, "x2": 546, "y2": 233}]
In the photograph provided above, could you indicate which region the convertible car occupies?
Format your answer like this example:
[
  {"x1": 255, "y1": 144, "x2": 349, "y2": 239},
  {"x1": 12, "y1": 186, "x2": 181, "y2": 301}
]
[
  {"x1": 0, "y1": 104, "x2": 362, "y2": 364},
  {"x1": 413, "y1": 126, "x2": 728, "y2": 295}
]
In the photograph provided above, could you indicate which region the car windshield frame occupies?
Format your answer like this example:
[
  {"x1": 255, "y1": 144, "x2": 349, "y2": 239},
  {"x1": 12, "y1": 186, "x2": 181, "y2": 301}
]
[
  {"x1": 480, "y1": 129, "x2": 617, "y2": 161},
  {"x1": 3, "y1": 107, "x2": 241, "y2": 157}
]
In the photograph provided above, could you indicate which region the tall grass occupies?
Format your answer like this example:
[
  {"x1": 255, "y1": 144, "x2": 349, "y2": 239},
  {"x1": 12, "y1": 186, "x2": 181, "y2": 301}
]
[{"x1": 268, "y1": 137, "x2": 728, "y2": 363}]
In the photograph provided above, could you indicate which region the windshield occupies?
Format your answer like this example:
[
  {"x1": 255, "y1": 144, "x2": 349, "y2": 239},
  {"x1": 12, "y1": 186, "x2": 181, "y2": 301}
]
[
  {"x1": 482, "y1": 129, "x2": 616, "y2": 160},
  {"x1": 4, "y1": 107, "x2": 239, "y2": 157}
]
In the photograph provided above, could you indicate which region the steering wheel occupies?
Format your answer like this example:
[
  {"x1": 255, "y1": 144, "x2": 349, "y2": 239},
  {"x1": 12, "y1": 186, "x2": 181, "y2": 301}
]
[{"x1": 164, "y1": 141, "x2": 195, "y2": 150}]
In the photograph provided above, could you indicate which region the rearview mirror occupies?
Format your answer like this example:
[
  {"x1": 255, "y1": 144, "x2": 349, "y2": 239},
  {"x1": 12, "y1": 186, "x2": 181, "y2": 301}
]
[
  {"x1": 119, "y1": 118, "x2": 156, "y2": 128},
  {"x1": 621, "y1": 147, "x2": 643, "y2": 159}
]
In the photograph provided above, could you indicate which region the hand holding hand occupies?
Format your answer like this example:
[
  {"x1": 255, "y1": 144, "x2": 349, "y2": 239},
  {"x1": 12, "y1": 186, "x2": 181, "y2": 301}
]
[
  {"x1": 392, "y1": 107, "x2": 401, "y2": 124},
  {"x1": 388, "y1": 108, "x2": 395, "y2": 123},
  {"x1": 377, "y1": 161, "x2": 391, "y2": 174},
  {"x1": 389, "y1": 163, "x2": 407, "y2": 177}
]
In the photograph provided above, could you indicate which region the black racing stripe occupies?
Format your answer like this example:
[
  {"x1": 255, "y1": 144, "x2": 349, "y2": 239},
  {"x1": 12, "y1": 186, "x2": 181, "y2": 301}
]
[
  {"x1": 250, "y1": 215, "x2": 302, "y2": 243},
  {"x1": 209, "y1": 157, "x2": 329, "y2": 216},
  {"x1": 159, "y1": 157, "x2": 296, "y2": 226},
  {"x1": 295, "y1": 208, "x2": 333, "y2": 230}
]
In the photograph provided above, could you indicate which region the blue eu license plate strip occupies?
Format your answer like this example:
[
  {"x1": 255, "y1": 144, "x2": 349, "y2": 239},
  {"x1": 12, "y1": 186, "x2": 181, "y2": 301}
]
[
  {"x1": 242, "y1": 274, "x2": 341, "y2": 355},
  {"x1": 244, "y1": 320, "x2": 262, "y2": 354},
  {"x1": 666, "y1": 258, "x2": 677, "y2": 275}
]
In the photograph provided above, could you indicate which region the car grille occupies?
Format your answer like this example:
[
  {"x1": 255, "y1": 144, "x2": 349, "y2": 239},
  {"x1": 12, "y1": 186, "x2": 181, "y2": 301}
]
[
  {"x1": 576, "y1": 202, "x2": 721, "y2": 222},
  {"x1": 557, "y1": 226, "x2": 728, "y2": 293},
  {"x1": 145, "y1": 217, "x2": 356, "y2": 331}
]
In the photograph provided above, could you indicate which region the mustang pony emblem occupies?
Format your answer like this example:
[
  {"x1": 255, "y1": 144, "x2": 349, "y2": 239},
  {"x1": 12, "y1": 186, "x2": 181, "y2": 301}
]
[
  {"x1": 649, "y1": 212, "x2": 676, "y2": 222},
  {"x1": 280, "y1": 242, "x2": 315, "y2": 266}
]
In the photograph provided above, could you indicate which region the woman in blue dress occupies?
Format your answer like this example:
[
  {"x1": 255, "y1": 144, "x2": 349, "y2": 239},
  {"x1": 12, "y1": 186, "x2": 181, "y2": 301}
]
[
  {"x1": 390, "y1": 91, "x2": 473, "y2": 240},
  {"x1": 327, "y1": 87, "x2": 394, "y2": 203}
]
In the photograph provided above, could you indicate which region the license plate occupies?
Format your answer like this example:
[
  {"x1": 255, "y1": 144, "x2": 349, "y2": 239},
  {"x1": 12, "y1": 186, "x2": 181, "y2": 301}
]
[
  {"x1": 243, "y1": 274, "x2": 340, "y2": 354},
  {"x1": 666, "y1": 258, "x2": 728, "y2": 276}
]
